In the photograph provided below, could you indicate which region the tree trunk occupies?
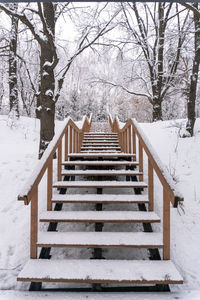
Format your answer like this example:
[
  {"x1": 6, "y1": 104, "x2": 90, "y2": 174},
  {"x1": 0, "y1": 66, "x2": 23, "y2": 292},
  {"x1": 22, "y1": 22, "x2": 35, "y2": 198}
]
[
  {"x1": 38, "y1": 3, "x2": 56, "y2": 158},
  {"x1": 152, "y1": 97, "x2": 162, "y2": 121},
  {"x1": 9, "y1": 3, "x2": 19, "y2": 118},
  {"x1": 185, "y1": 3, "x2": 200, "y2": 136}
]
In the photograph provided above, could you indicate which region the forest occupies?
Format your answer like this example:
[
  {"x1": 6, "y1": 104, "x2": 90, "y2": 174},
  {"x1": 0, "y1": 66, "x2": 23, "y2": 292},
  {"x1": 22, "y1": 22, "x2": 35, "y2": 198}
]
[{"x1": 0, "y1": 2, "x2": 199, "y2": 157}]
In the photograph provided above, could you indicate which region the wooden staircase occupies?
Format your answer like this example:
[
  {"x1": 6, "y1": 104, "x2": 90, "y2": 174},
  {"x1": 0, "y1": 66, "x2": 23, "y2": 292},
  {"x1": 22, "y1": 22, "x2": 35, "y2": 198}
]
[{"x1": 17, "y1": 116, "x2": 183, "y2": 291}]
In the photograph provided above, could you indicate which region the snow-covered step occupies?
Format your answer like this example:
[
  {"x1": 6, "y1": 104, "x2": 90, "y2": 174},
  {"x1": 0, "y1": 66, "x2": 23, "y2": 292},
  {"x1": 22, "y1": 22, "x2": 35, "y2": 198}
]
[
  {"x1": 53, "y1": 180, "x2": 147, "y2": 189},
  {"x1": 37, "y1": 232, "x2": 163, "y2": 248},
  {"x1": 40, "y1": 211, "x2": 160, "y2": 223},
  {"x1": 17, "y1": 259, "x2": 183, "y2": 284},
  {"x1": 80, "y1": 150, "x2": 121, "y2": 153},
  {"x1": 81, "y1": 147, "x2": 121, "y2": 150},
  {"x1": 62, "y1": 160, "x2": 139, "y2": 166},
  {"x1": 84, "y1": 132, "x2": 117, "y2": 135},
  {"x1": 83, "y1": 138, "x2": 118, "y2": 141},
  {"x1": 51, "y1": 193, "x2": 149, "y2": 204},
  {"x1": 82, "y1": 142, "x2": 119, "y2": 145},
  {"x1": 61, "y1": 169, "x2": 142, "y2": 176},
  {"x1": 68, "y1": 153, "x2": 135, "y2": 158}
]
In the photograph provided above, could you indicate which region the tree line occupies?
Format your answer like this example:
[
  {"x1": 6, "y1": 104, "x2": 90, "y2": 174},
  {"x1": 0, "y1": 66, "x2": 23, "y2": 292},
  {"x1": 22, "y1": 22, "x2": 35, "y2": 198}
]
[{"x1": 0, "y1": 2, "x2": 199, "y2": 157}]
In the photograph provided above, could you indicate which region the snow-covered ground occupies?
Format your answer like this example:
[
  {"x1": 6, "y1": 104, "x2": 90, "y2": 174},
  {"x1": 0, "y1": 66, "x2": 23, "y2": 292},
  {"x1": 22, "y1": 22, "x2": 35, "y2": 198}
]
[{"x1": 0, "y1": 115, "x2": 200, "y2": 299}]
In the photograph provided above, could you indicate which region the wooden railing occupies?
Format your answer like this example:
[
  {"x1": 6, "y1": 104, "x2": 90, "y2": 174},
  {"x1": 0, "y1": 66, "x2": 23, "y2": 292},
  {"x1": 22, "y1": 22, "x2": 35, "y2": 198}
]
[
  {"x1": 18, "y1": 115, "x2": 92, "y2": 258},
  {"x1": 108, "y1": 114, "x2": 183, "y2": 260}
]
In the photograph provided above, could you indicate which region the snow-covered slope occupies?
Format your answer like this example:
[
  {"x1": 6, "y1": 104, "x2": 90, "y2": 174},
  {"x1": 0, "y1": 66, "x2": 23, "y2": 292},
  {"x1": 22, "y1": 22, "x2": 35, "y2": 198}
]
[{"x1": 0, "y1": 115, "x2": 200, "y2": 298}]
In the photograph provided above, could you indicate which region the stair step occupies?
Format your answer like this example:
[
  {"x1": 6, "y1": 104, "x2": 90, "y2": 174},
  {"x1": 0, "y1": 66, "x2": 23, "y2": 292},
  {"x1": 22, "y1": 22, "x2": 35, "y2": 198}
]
[
  {"x1": 61, "y1": 170, "x2": 142, "y2": 176},
  {"x1": 37, "y1": 232, "x2": 163, "y2": 248},
  {"x1": 81, "y1": 147, "x2": 121, "y2": 150},
  {"x1": 62, "y1": 160, "x2": 139, "y2": 166},
  {"x1": 68, "y1": 153, "x2": 135, "y2": 158},
  {"x1": 40, "y1": 211, "x2": 160, "y2": 223},
  {"x1": 17, "y1": 259, "x2": 183, "y2": 284},
  {"x1": 53, "y1": 180, "x2": 147, "y2": 189},
  {"x1": 83, "y1": 138, "x2": 118, "y2": 141},
  {"x1": 84, "y1": 132, "x2": 117, "y2": 135},
  {"x1": 82, "y1": 142, "x2": 119, "y2": 145},
  {"x1": 51, "y1": 193, "x2": 149, "y2": 204},
  {"x1": 80, "y1": 150, "x2": 121, "y2": 153}
]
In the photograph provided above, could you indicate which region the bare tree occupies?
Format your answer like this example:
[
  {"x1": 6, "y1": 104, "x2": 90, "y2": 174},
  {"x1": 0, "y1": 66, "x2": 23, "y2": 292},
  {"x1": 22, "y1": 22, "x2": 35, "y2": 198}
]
[{"x1": 0, "y1": 3, "x2": 119, "y2": 157}]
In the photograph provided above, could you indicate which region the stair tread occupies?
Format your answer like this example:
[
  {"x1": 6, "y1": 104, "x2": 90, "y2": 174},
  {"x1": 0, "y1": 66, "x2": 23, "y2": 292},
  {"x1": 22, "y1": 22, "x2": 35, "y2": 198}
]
[
  {"x1": 17, "y1": 259, "x2": 183, "y2": 284},
  {"x1": 68, "y1": 153, "x2": 135, "y2": 157},
  {"x1": 53, "y1": 180, "x2": 147, "y2": 188},
  {"x1": 40, "y1": 210, "x2": 160, "y2": 222},
  {"x1": 62, "y1": 161, "x2": 139, "y2": 166},
  {"x1": 51, "y1": 193, "x2": 149, "y2": 203},
  {"x1": 61, "y1": 170, "x2": 142, "y2": 176},
  {"x1": 37, "y1": 232, "x2": 163, "y2": 247}
]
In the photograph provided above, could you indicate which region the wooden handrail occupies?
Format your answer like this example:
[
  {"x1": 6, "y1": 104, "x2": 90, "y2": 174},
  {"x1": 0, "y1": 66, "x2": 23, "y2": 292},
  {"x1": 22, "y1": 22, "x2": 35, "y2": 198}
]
[
  {"x1": 108, "y1": 114, "x2": 183, "y2": 208},
  {"x1": 108, "y1": 114, "x2": 183, "y2": 260},
  {"x1": 18, "y1": 115, "x2": 92, "y2": 205}
]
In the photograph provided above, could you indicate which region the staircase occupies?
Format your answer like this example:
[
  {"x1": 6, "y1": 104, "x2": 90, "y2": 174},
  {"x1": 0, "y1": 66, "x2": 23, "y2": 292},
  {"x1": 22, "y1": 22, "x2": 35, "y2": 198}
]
[{"x1": 17, "y1": 116, "x2": 183, "y2": 291}]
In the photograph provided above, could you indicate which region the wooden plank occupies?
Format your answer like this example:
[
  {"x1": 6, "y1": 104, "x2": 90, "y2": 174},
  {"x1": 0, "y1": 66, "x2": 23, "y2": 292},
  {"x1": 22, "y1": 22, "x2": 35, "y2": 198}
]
[
  {"x1": 62, "y1": 160, "x2": 139, "y2": 166},
  {"x1": 163, "y1": 188, "x2": 170, "y2": 260},
  {"x1": 139, "y1": 140, "x2": 143, "y2": 181},
  {"x1": 30, "y1": 187, "x2": 38, "y2": 259},
  {"x1": 40, "y1": 210, "x2": 160, "y2": 223},
  {"x1": 70, "y1": 126, "x2": 73, "y2": 154},
  {"x1": 51, "y1": 193, "x2": 149, "y2": 204},
  {"x1": 68, "y1": 153, "x2": 136, "y2": 158},
  {"x1": 47, "y1": 159, "x2": 53, "y2": 211},
  {"x1": 37, "y1": 232, "x2": 163, "y2": 248},
  {"x1": 64, "y1": 127, "x2": 68, "y2": 161},
  {"x1": 61, "y1": 170, "x2": 142, "y2": 176},
  {"x1": 53, "y1": 180, "x2": 148, "y2": 189},
  {"x1": 17, "y1": 259, "x2": 183, "y2": 284},
  {"x1": 148, "y1": 158, "x2": 154, "y2": 211},
  {"x1": 57, "y1": 141, "x2": 62, "y2": 182}
]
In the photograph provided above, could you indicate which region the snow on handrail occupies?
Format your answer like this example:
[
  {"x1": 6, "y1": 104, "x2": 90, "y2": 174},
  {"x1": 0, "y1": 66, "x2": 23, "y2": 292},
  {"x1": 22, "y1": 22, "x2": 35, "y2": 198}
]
[
  {"x1": 18, "y1": 115, "x2": 92, "y2": 204},
  {"x1": 109, "y1": 115, "x2": 183, "y2": 207},
  {"x1": 131, "y1": 118, "x2": 183, "y2": 204}
]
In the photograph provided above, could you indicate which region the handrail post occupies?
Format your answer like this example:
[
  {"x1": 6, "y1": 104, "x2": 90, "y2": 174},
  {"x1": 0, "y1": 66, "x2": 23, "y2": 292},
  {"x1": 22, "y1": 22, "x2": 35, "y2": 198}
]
[
  {"x1": 30, "y1": 186, "x2": 38, "y2": 259},
  {"x1": 47, "y1": 158, "x2": 53, "y2": 211},
  {"x1": 124, "y1": 131, "x2": 127, "y2": 153},
  {"x1": 148, "y1": 159, "x2": 154, "y2": 211},
  {"x1": 65, "y1": 126, "x2": 68, "y2": 161},
  {"x1": 163, "y1": 188, "x2": 170, "y2": 260},
  {"x1": 57, "y1": 141, "x2": 62, "y2": 181},
  {"x1": 139, "y1": 140, "x2": 143, "y2": 181}
]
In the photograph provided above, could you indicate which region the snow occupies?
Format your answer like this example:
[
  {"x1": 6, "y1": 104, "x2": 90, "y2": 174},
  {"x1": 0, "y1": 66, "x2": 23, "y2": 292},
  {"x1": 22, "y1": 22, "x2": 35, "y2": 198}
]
[
  {"x1": 18, "y1": 117, "x2": 69, "y2": 202},
  {"x1": 37, "y1": 231, "x2": 162, "y2": 247},
  {"x1": 39, "y1": 210, "x2": 160, "y2": 222},
  {"x1": 53, "y1": 180, "x2": 147, "y2": 188},
  {"x1": 17, "y1": 259, "x2": 183, "y2": 283},
  {"x1": 1, "y1": 115, "x2": 200, "y2": 298}
]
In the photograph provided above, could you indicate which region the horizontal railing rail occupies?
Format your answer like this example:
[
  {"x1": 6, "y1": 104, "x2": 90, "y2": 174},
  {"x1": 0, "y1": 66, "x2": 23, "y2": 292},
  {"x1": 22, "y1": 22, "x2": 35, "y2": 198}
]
[{"x1": 108, "y1": 114, "x2": 184, "y2": 260}]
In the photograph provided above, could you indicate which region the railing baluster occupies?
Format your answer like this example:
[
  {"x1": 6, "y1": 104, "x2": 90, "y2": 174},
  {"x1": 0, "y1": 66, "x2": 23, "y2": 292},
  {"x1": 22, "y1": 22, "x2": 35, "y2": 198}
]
[
  {"x1": 128, "y1": 126, "x2": 131, "y2": 153},
  {"x1": 57, "y1": 141, "x2": 62, "y2": 181},
  {"x1": 76, "y1": 131, "x2": 79, "y2": 153},
  {"x1": 30, "y1": 186, "x2": 38, "y2": 259},
  {"x1": 47, "y1": 158, "x2": 53, "y2": 211},
  {"x1": 139, "y1": 140, "x2": 143, "y2": 181},
  {"x1": 148, "y1": 159, "x2": 154, "y2": 211},
  {"x1": 163, "y1": 188, "x2": 170, "y2": 260},
  {"x1": 70, "y1": 126, "x2": 73, "y2": 154},
  {"x1": 124, "y1": 130, "x2": 127, "y2": 153},
  {"x1": 65, "y1": 127, "x2": 68, "y2": 161},
  {"x1": 73, "y1": 128, "x2": 76, "y2": 153},
  {"x1": 132, "y1": 126, "x2": 136, "y2": 161}
]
